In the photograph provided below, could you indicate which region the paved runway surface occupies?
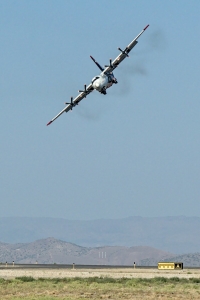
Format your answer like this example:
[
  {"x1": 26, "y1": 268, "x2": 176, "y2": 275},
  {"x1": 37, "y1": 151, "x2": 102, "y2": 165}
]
[
  {"x1": 0, "y1": 263, "x2": 199, "y2": 269},
  {"x1": 0, "y1": 264, "x2": 200, "y2": 280},
  {"x1": 0, "y1": 263, "x2": 154, "y2": 269}
]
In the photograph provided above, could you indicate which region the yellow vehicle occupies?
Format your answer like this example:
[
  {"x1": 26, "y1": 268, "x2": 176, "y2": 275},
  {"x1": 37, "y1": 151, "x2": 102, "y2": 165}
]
[{"x1": 158, "y1": 262, "x2": 183, "y2": 270}]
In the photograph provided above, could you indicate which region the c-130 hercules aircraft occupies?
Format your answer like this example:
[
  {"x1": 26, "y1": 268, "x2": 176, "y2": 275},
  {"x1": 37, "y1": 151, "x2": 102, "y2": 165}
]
[{"x1": 47, "y1": 24, "x2": 149, "y2": 126}]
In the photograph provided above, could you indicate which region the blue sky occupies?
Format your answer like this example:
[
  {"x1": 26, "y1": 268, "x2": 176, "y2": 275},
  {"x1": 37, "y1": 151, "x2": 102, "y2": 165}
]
[{"x1": 0, "y1": 0, "x2": 200, "y2": 220}]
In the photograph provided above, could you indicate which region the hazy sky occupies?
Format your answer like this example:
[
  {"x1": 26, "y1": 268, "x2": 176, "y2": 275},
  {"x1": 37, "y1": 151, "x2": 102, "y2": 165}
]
[{"x1": 0, "y1": 0, "x2": 200, "y2": 220}]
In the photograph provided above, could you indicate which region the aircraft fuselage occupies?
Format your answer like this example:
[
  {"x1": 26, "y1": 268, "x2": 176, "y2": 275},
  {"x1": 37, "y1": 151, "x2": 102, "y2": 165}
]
[{"x1": 92, "y1": 73, "x2": 117, "y2": 94}]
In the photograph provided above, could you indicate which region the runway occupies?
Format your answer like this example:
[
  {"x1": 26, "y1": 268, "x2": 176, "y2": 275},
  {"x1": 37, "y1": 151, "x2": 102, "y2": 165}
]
[
  {"x1": 0, "y1": 263, "x2": 199, "y2": 270},
  {"x1": 0, "y1": 264, "x2": 200, "y2": 280},
  {"x1": 0, "y1": 263, "x2": 155, "y2": 269}
]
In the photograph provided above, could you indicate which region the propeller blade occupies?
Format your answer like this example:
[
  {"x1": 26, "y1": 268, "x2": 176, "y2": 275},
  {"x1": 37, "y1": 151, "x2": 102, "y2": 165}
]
[
  {"x1": 105, "y1": 58, "x2": 113, "y2": 68},
  {"x1": 79, "y1": 84, "x2": 87, "y2": 93},
  {"x1": 118, "y1": 47, "x2": 129, "y2": 57},
  {"x1": 65, "y1": 97, "x2": 74, "y2": 110}
]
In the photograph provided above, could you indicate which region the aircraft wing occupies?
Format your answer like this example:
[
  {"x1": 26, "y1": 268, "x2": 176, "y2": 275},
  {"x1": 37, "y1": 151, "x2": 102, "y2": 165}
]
[
  {"x1": 47, "y1": 83, "x2": 94, "y2": 125},
  {"x1": 103, "y1": 24, "x2": 149, "y2": 74}
]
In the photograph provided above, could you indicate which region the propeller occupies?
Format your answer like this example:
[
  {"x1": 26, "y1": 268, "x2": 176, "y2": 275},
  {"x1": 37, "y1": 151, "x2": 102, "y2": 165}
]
[
  {"x1": 65, "y1": 97, "x2": 75, "y2": 110},
  {"x1": 105, "y1": 58, "x2": 113, "y2": 68},
  {"x1": 118, "y1": 47, "x2": 129, "y2": 57},
  {"x1": 78, "y1": 84, "x2": 87, "y2": 97},
  {"x1": 78, "y1": 84, "x2": 87, "y2": 93}
]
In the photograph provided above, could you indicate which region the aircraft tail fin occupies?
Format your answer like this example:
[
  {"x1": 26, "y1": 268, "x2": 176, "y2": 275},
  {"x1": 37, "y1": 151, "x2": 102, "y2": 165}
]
[{"x1": 90, "y1": 56, "x2": 104, "y2": 72}]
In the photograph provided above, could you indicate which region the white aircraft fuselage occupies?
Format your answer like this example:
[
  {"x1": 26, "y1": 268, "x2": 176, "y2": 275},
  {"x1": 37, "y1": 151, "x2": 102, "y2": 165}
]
[{"x1": 91, "y1": 72, "x2": 117, "y2": 95}]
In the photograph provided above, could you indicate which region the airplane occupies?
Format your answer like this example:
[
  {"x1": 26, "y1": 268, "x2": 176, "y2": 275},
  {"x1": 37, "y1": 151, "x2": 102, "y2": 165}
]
[{"x1": 47, "y1": 24, "x2": 149, "y2": 126}]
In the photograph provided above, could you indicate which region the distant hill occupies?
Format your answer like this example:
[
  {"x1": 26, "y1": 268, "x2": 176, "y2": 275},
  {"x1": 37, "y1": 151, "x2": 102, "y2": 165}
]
[
  {"x1": 0, "y1": 237, "x2": 173, "y2": 265},
  {"x1": 0, "y1": 216, "x2": 200, "y2": 253},
  {"x1": 140, "y1": 253, "x2": 200, "y2": 267},
  {"x1": 162, "y1": 253, "x2": 200, "y2": 267}
]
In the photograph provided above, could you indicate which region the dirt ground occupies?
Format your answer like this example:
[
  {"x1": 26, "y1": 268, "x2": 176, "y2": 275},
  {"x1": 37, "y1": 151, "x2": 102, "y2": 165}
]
[
  {"x1": 0, "y1": 267, "x2": 200, "y2": 279},
  {"x1": 0, "y1": 268, "x2": 200, "y2": 299}
]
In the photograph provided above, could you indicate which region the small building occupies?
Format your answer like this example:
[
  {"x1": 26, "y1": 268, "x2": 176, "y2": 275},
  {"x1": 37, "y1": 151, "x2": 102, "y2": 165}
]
[{"x1": 158, "y1": 262, "x2": 183, "y2": 270}]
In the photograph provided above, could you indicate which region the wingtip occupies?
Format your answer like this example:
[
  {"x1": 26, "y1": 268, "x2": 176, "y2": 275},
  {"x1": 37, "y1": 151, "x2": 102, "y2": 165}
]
[
  {"x1": 144, "y1": 24, "x2": 149, "y2": 31},
  {"x1": 46, "y1": 120, "x2": 53, "y2": 126}
]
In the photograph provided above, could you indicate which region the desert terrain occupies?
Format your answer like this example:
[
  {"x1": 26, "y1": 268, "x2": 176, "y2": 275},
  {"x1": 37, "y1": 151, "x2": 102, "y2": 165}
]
[
  {"x1": 0, "y1": 266, "x2": 200, "y2": 279},
  {"x1": 0, "y1": 267, "x2": 200, "y2": 299}
]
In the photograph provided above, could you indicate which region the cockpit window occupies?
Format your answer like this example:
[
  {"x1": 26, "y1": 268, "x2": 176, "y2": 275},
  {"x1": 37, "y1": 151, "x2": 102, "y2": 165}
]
[{"x1": 92, "y1": 76, "x2": 100, "y2": 84}]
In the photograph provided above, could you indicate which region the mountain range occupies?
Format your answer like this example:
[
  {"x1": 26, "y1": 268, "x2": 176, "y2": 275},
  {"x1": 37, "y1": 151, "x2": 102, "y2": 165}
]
[
  {"x1": 0, "y1": 216, "x2": 200, "y2": 254},
  {"x1": 0, "y1": 237, "x2": 173, "y2": 265},
  {"x1": 0, "y1": 237, "x2": 200, "y2": 266}
]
